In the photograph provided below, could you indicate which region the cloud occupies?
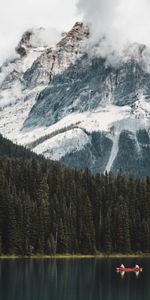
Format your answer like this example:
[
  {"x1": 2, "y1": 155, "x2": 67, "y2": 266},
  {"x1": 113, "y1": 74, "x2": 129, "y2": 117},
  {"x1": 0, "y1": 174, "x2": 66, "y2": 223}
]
[
  {"x1": 77, "y1": 0, "x2": 150, "y2": 69},
  {"x1": 77, "y1": 0, "x2": 150, "y2": 48},
  {"x1": 25, "y1": 27, "x2": 62, "y2": 48},
  {"x1": 0, "y1": 29, "x2": 60, "y2": 67},
  {"x1": 0, "y1": 0, "x2": 77, "y2": 65}
]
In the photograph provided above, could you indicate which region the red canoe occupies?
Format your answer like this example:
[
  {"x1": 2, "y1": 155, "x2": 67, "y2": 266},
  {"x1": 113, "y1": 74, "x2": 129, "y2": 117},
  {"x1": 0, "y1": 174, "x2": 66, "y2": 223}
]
[{"x1": 116, "y1": 267, "x2": 143, "y2": 272}]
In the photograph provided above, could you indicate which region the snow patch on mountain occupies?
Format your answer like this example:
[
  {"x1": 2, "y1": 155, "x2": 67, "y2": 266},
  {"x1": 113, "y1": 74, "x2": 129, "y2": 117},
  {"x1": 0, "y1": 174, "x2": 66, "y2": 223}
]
[
  {"x1": 34, "y1": 128, "x2": 90, "y2": 160},
  {"x1": 5, "y1": 104, "x2": 130, "y2": 146},
  {"x1": 105, "y1": 132, "x2": 120, "y2": 173},
  {"x1": 1, "y1": 23, "x2": 150, "y2": 174},
  {"x1": 21, "y1": 103, "x2": 148, "y2": 166}
]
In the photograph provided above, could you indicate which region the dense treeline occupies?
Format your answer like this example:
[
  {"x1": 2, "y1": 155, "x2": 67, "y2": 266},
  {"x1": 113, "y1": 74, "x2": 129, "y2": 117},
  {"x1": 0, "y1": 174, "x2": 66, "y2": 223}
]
[
  {"x1": 0, "y1": 134, "x2": 44, "y2": 161},
  {"x1": 0, "y1": 155, "x2": 150, "y2": 255}
]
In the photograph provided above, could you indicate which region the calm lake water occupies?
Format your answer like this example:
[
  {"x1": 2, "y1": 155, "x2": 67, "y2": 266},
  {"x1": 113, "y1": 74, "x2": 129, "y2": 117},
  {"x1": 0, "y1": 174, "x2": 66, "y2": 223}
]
[{"x1": 0, "y1": 258, "x2": 149, "y2": 300}]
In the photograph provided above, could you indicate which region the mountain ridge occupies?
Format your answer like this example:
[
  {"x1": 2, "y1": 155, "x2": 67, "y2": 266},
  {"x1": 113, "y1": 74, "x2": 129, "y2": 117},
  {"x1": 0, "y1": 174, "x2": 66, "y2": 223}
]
[{"x1": 1, "y1": 22, "x2": 150, "y2": 175}]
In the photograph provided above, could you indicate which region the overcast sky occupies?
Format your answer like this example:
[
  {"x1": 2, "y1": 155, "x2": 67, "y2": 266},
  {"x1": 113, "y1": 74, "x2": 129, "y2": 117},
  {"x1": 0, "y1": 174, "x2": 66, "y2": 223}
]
[
  {"x1": 2, "y1": 0, "x2": 150, "y2": 65},
  {"x1": 78, "y1": 0, "x2": 150, "y2": 46},
  {"x1": 0, "y1": 0, "x2": 79, "y2": 64}
]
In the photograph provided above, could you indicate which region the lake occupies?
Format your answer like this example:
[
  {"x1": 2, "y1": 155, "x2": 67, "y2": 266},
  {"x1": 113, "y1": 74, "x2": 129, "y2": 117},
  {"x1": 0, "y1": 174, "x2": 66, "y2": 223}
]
[{"x1": 0, "y1": 258, "x2": 149, "y2": 300}]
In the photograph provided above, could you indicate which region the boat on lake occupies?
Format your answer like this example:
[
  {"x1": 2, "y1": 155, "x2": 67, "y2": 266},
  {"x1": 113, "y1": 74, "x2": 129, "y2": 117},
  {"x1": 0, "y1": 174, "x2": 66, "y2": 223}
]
[{"x1": 116, "y1": 267, "x2": 143, "y2": 273}]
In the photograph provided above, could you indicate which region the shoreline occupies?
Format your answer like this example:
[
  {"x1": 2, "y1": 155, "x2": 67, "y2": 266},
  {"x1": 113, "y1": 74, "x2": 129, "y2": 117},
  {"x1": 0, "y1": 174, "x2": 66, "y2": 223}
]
[{"x1": 0, "y1": 253, "x2": 150, "y2": 259}]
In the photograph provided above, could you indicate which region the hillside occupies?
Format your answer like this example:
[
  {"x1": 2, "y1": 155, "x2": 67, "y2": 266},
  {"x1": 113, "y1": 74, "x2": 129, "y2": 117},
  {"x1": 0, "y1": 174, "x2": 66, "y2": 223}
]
[
  {"x1": 0, "y1": 134, "x2": 43, "y2": 160},
  {"x1": 0, "y1": 155, "x2": 150, "y2": 255},
  {"x1": 1, "y1": 23, "x2": 150, "y2": 175}
]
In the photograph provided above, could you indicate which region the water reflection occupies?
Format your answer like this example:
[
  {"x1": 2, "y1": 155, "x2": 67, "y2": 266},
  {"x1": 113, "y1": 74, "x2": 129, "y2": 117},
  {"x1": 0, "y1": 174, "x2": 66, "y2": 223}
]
[
  {"x1": 0, "y1": 258, "x2": 149, "y2": 300},
  {"x1": 135, "y1": 271, "x2": 140, "y2": 278},
  {"x1": 117, "y1": 270, "x2": 141, "y2": 279}
]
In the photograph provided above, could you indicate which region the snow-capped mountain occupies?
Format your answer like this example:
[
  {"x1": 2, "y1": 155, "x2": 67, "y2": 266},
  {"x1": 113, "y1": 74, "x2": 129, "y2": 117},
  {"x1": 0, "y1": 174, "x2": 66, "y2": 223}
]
[{"x1": 1, "y1": 22, "x2": 150, "y2": 175}]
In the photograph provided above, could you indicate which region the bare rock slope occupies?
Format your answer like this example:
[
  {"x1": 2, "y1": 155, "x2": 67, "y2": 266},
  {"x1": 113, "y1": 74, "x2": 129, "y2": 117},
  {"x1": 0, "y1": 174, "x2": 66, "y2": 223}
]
[{"x1": 1, "y1": 22, "x2": 150, "y2": 175}]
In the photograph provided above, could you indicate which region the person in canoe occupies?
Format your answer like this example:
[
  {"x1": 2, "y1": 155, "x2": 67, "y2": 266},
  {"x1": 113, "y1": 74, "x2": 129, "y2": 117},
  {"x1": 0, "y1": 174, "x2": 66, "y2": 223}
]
[
  {"x1": 135, "y1": 264, "x2": 139, "y2": 269},
  {"x1": 116, "y1": 264, "x2": 143, "y2": 273}
]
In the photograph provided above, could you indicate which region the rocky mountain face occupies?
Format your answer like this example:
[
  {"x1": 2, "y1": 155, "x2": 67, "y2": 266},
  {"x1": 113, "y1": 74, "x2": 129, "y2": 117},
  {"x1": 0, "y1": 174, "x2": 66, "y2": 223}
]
[{"x1": 1, "y1": 22, "x2": 150, "y2": 176}]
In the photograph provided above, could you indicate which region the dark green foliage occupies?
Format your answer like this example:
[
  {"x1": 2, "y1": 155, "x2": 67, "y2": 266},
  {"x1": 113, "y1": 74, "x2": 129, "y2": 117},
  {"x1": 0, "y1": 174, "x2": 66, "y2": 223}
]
[
  {"x1": 0, "y1": 156, "x2": 150, "y2": 255},
  {"x1": 0, "y1": 137, "x2": 150, "y2": 254},
  {"x1": 104, "y1": 211, "x2": 112, "y2": 253},
  {"x1": 0, "y1": 134, "x2": 44, "y2": 161}
]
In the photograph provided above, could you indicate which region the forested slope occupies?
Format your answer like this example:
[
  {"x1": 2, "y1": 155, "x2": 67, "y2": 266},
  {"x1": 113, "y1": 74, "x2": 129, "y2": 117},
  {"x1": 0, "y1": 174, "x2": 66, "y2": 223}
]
[
  {"x1": 0, "y1": 154, "x2": 149, "y2": 255},
  {"x1": 0, "y1": 134, "x2": 43, "y2": 160}
]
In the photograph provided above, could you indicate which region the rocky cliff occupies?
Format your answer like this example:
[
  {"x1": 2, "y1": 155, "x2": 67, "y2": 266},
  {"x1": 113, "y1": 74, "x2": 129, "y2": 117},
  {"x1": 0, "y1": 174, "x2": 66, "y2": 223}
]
[{"x1": 1, "y1": 22, "x2": 150, "y2": 175}]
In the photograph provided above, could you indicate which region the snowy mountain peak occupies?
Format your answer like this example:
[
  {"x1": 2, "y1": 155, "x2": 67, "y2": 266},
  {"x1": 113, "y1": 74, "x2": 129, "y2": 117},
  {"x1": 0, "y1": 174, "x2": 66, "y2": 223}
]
[
  {"x1": 58, "y1": 22, "x2": 89, "y2": 47},
  {"x1": 21, "y1": 23, "x2": 89, "y2": 90},
  {"x1": 1, "y1": 23, "x2": 150, "y2": 176}
]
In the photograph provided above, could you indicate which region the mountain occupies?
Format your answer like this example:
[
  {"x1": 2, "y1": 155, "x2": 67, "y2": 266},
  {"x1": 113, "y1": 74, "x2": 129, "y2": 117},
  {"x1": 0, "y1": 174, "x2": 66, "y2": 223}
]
[{"x1": 1, "y1": 22, "x2": 150, "y2": 175}]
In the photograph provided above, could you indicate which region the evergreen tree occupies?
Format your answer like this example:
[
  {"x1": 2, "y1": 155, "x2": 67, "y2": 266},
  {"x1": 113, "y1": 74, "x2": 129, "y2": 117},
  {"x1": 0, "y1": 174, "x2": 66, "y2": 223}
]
[
  {"x1": 0, "y1": 137, "x2": 149, "y2": 255},
  {"x1": 104, "y1": 212, "x2": 112, "y2": 253}
]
